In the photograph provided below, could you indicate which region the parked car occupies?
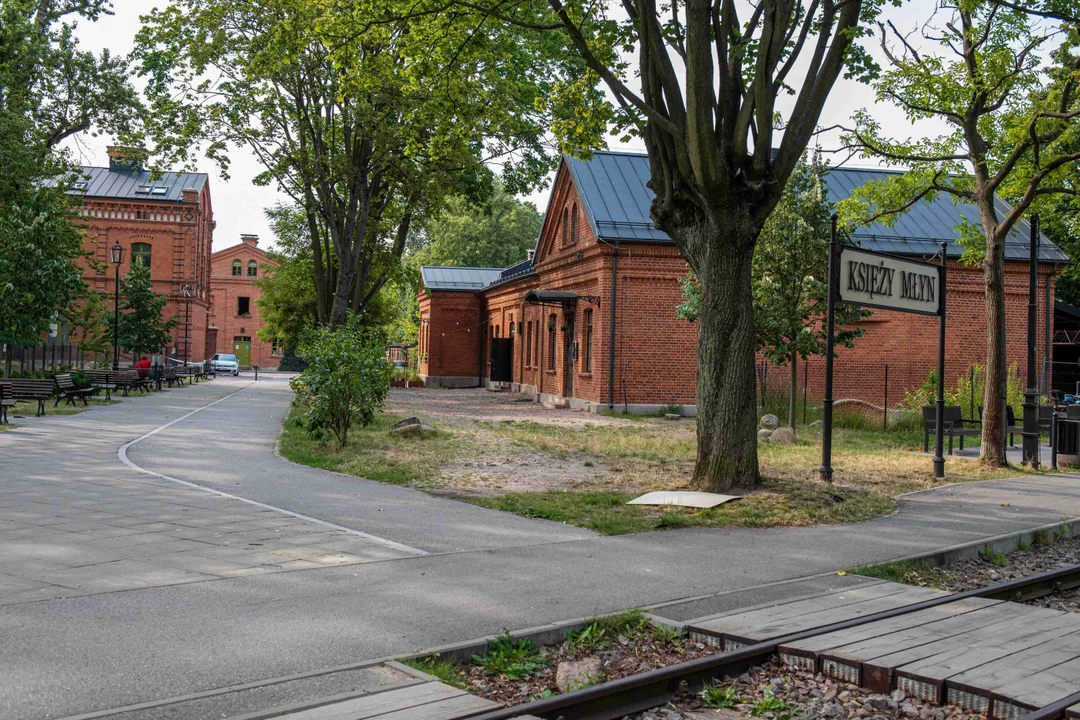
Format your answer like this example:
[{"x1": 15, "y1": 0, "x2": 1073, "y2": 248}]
[{"x1": 210, "y1": 353, "x2": 240, "y2": 376}]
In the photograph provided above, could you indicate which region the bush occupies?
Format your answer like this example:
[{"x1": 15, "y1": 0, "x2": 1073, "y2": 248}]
[
  {"x1": 289, "y1": 316, "x2": 391, "y2": 446},
  {"x1": 278, "y1": 347, "x2": 309, "y2": 372}
]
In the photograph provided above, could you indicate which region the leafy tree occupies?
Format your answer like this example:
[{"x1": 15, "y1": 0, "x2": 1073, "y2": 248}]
[
  {"x1": 1034, "y1": 194, "x2": 1080, "y2": 305},
  {"x1": 679, "y1": 157, "x2": 870, "y2": 427},
  {"x1": 290, "y1": 316, "x2": 392, "y2": 446},
  {"x1": 135, "y1": 0, "x2": 607, "y2": 327},
  {"x1": 114, "y1": 261, "x2": 177, "y2": 358},
  {"x1": 840, "y1": 0, "x2": 1080, "y2": 465},
  {"x1": 484, "y1": 0, "x2": 888, "y2": 490},
  {"x1": 411, "y1": 184, "x2": 543, "y2": 269},
  {"x1": 255, "y1": 204, "x2": 319, "y2": 354},
  {"x1": 67, "y1": 291, "x2": 111, "y2": 356},
  {"x1": 0, "y1": 188, "x2": 87, "y2": 368}
]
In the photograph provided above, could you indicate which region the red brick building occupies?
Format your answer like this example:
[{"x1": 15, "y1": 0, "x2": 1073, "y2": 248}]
[
  {"x1": 419, "y1": 151, "x2": 1067, "y2": 414},
  {"x1": 207, "y1": 235, "x2": 281, "y2": 369},
  {"x1": 69, "y1": 146, "x2": 215, "y2": 362}
]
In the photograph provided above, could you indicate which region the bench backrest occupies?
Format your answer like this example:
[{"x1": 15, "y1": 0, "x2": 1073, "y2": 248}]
[
  {"x1": 54, "y1": 373, "x2": 76, "y2": 389},
  {"x1": 8, "y1": 379, "x2": 53, "y2": 396}
]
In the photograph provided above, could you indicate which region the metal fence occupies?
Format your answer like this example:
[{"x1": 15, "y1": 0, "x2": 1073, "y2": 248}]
[
  {"x1": 0, "y1": 344, "x2": 137, "y2": 376},
  {"x1": 757, "y1": 357, "x2": 1054, "y2": 430}
]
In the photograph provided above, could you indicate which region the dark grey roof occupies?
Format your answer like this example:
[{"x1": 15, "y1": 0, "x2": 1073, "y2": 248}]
[
  {"x1": 420, "y1": 266, "x2": 504, "y2": 291},
  {"x1": 824, "y1": 168, "x2": 1067, "y2": 264},
  {"x1": 563, "y1": 151, "x2": 668, "y2": 243},
  {"x1": 525, "y1": 289, "x2": 578, "y2": 303},
  {"x1": 563, "y1": 151, "x2": 1067, "y2": 264},
  {"x1": 46, "y1": 166, "x2": 209, "y2": 202}
]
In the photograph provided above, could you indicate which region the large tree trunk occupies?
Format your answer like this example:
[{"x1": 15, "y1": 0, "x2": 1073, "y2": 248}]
[
  {"x1": 980, "y1": 231, "x2": 1008, "y2": 465},
  {"x1": 689, "y1": 226, "x2": 760, "y2": 491}
]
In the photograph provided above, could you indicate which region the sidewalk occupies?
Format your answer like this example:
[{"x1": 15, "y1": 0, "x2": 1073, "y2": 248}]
[{"x1": 3, "y1": 376, "x2": 1080, "y2": 720}]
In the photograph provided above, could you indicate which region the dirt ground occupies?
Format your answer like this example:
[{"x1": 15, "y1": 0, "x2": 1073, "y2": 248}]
[{"x1": 386, "y1": 387, "x2": 691, "y2": 495}]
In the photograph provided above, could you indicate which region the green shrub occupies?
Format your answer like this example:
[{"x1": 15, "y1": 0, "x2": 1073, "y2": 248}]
[
  {"x1": 703, "y1": 685, "x2": 744, "y2": 709},
  {"x1": 472, "y1": 630, "x2": 550, "y2": 679},
  {"x1": 290, "y1": 316, "x2": 391, "y2": 446},
  {"x1": 278, "y1": 347, "x2": 309, "y2": 372}
]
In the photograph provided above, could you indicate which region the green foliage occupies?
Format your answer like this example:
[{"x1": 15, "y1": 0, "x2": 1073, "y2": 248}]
[
  {"x1": 399, "y1": 656, "x2": 464, "y2": 689},
  {"x1": 114, "y1": 262, "x2": 177, "y2": 357},
  {"x1": 567, "y1": 610, "x2": 649, "y2": 653},
  {"x1": 849, "y1": 558, "x2": 943, "y2": 585},
  {"x1": 255, "y1": 204, "x2": 319, "y2": 354},
  {"x1": 0, "y1": 188, "x2": 88, "y2": 348},
  {"x1": 277, "y1": 347, "x2": 309, "y2": 372},
  {"x1": 702, "y1": 685, "x2": 744, "y2": 710},
  {"x1": 135, "y1": 0, "x2": 607, "y2": 326},
  {"x1": 750, "y1": 689, "x2": 793, "y2": 720},
  {"x1": 979, "y1": 545, "x2": 1009, "y2": 567},
  {"x1": 290, "y1": 316, "x2": 392, "y2": 446},
  {"x1": 472, "y1": 631, "x2": 550, "y2": 680},
  {"x1": 410, "y1": 184, "x2": 543, "y2": 270},
  {"x1": 1033, "y1": 529, "x2": 1054, "y2": 546}
]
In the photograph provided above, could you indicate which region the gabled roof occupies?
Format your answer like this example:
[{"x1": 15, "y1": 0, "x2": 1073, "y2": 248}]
[
  {"x1": 562, "y1": 150, "x2": 1067, "y2": 264},
  {"x1": 420, "y1": 266, "x2": 505, "y2": 291},
  {"x1": 45, "y1": 166, "x2": 209, "y2": 202}
]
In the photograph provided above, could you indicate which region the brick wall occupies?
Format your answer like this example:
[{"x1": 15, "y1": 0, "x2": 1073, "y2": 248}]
[
  {"x1": 76, "y1": 184, "x2": 214, "y2": 361},
  {"x1": 418, "y1": 290, "x2": 482, "y2": 383},
  {"x1": 208, "y1": 237, "x2": 280, "y2": 368}
]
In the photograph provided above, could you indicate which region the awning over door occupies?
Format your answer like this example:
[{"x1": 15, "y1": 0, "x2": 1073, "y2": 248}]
[{"x1": 524, "y1": 289, "x2": 578, "y2": 304}]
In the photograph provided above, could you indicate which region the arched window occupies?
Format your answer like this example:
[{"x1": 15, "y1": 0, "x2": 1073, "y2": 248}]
[
  {"x1": 562, "y1": 207, "x2": 569, "y2": 245},
  {"x1": 131, "y1": 242, "x2": 152, "y2": 267},
  {"x1": 526, "y1": 322, "x2": 532, "y2": 367},
  {"x1": 232, "y1": 259, "x2": 242, "y2": 276},
  {"x1": 548, "y1": 314, "x2": 557, "y2": 370},
  {"x1": 570, "y1": 204, "x2": 577, "y2": 244},
  {"x1": 247, "y1": 260, "x2": 258, "y2": 277}
]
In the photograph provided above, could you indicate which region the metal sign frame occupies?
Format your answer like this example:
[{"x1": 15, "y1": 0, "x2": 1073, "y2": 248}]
[{"x1": 820, "y1": 217, "x2": 948, "y2": 482}]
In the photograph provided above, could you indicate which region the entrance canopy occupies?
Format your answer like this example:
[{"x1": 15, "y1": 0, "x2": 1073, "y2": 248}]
[{"x1": 524, "y1": 289, "x2": 578, "y2": 304}]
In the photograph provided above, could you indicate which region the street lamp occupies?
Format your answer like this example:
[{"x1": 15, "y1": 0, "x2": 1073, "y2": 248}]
[
  {"x1": 182, "y1": 284, "x2": 192, "y2": 366},
  {"x1": 110, "y1": 242, "x2": 125, "y2": 370}
]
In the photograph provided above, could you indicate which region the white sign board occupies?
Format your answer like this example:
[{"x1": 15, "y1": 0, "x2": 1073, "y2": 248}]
[{"x1": 837, "y1": 245, "x2": 943, "y2": 316}]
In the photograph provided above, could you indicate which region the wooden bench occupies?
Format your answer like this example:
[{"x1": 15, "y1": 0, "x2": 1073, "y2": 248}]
[
  {"x1": 978, "y1": 405, "x2": 1023, "y2": 447},
  {"x1": 0, "y1": 379, "x2": 54, "y2": 417},
  {"x1": 54, "y1": 373, "x2": 97, "y2": 406},
  {"x1": 83, "y1": 370, "x2": 120, "y2": 400},
  {"x1": 114, "y1": 369, "x2": 150, "y2": 395},
  {"x1": 923, "y1": 405, "x2": 981, "y2": 455}
]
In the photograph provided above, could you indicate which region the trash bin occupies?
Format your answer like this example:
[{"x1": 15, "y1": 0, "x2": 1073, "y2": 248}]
[{"x1": 1056, "y1": 412, "x2": 1080, "y2": 465}]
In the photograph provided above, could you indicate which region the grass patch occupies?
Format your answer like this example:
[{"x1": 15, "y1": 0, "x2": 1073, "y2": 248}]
[
  {"x1": 399, "y1": 655, "x2": 465, "y2": 689},
  {"x1": 849, "y1": 558, "x2": 945, "y2": 587},
  {"x1": 278, "y1": 406, "x2": 468, "y2": 486},
  {"x1": 472, "y1": 481, "x2": 895, "y2": 536},
  {"x1": 472, "y1": 631, "x2": 550, "y2": 679},
  {"x1": 10, "y1": 398, "x2": 120, "y2": 417},
  {"x1": 567, "y1": 609, "x2": 651, "y2": 653}
]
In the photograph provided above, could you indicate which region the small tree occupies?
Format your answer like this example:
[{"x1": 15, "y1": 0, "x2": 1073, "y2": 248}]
[
  {"x1": 679, "y1": 156, "x2": 869, "y2": 427},
  {"x1": 290, "y1": 316, "x2": 391, "y2": 446},
  {"x1": 114, "y1": 261, "x2": 176, "y2": 358}
]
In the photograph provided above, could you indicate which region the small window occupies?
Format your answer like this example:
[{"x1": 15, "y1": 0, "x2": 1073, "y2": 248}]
[
  {"x1": 509, "y1": 314, "x2": 515, "y2": 337},
  {"x1": 584, "y1": 309, "x2": 593, "y2": 372},
  {"x1": 237, "y1": 296, "x2": 250, "y2": 316},
  {"x1": 247, "y1": 260, "x2": 258, "y2": 277},
  {"x1": 151, "y1": 187, "x2": 168, "y2": 195},
  {"x1": 271, "y1": 340, "x2": 284, "y2": 357},
  {"x1": 526, "y1": 322, "x2": 532, "y2": 367},
  {"x1": 131, "y1": 242, "x2": 152, "y2": 267},
  {"x1": 570, "y1": 204, "x2": 578, "y2": 244},
  {"x1": 495, "y1": 325, "x2": 500, "y2": 338},
  {"x1": 232, "y1": 260, "x2": 242, "y2": 276},
  {"x1": 534, "y1": 317, "x2": 540, "y2": 366},
  {"x1": 135, "y1": 185, "x2": 152, "y2": 194},
  {"x1": 548, "y1": 314, "x2": 557, "y2": 370}
]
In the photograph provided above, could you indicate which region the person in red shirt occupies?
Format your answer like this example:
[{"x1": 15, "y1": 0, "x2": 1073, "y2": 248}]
[{"x1": 135, "y1": 356, "x2": 151, "y2": 377}]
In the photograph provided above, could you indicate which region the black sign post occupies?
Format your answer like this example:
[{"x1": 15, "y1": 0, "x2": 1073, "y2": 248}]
[{"x1": 820, "y1": 221, "x2": 947, "y2": 482}]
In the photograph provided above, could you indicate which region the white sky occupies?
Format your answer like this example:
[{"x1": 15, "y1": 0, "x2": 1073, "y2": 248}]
[{"x1": 67, "y1": 0, "x2": 950, "y2": 253}]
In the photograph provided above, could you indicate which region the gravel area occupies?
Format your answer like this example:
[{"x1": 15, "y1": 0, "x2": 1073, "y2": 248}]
[
  {"x1": 629, "y1": 662, "x2": 984, "y2": 720},
  {"x1": 893, "y1": 533, "x2": 1080, "y2": 612}
]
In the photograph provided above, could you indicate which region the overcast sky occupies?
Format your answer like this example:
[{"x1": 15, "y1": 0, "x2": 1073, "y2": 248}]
[{"x1": 67, "y1": 0, "x2": 949, "y2": 254}]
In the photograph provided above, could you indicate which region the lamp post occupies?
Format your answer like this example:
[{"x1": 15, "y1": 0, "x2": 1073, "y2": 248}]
[
  {"x1": 182, "y1": 284, "x2": 192, "y2": 366},
  {"x1": 110, "y1": 242, "x2": 125, "y2": 370}
]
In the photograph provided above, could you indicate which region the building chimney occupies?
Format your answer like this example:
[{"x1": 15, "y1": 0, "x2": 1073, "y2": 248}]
[
  {"x1": 240, "y1": 234, "x2": 259, "y2": 247},
  {"x1": 526, "y1": 248, "x2": 535, "y2": 262},
  {"x1": 106, "y1": 145, "x2": 147, "y2": 176}
]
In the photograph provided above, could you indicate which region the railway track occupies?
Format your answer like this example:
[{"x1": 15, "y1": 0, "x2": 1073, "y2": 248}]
[{"x1": 464, "y1": 565, "x2": 1080, "y2": 720}]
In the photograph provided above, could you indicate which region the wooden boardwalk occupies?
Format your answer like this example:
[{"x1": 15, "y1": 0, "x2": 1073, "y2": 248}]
[{"x1": 685, "y1": 580, "x2": 1080, "y2": 720}]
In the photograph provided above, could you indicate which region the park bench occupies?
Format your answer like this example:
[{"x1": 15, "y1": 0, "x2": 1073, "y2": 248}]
[
  {"x1": 83, "y1": 370, "x2": 120, "y2": 400},
  {"x1": 923, "y1": 405, "x2": 981, "y2": 455},
  {"x1": 53, "y1": 373, "x2": 97, "y2": 407},
  {"x1": 977, "y1": 405, "x2": 1024, "y2": 447},
  {"x1": 0, "y1": 379, "x2": 54, "y2": 417},
  {"x1": 162, "y1": 367, "x2": 190, "y2": 388},
  {"x1": 114, "y1": 369, "x2": 151, "y2": 395}
]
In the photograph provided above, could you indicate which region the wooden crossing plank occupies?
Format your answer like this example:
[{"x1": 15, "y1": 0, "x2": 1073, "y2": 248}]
[
  {"x1": 1066, "y1": 703, "x2": 1080, "y2": 719},
  {"x1": 941, "y1": 629, "x2": 1080, "y2": 716},
  {"x1": 719, "y1": 586, "x2": 948, "y2": 648},
  {"x1": 778, "y1": 597, "x2": 1001, "y2": 670},
  {"x1": 897, "y1": 610, "x2": 1080, "y2": 707},
  {"x1": 991, "y1": 657, "x2": 1080, "y2": 720},
  {"x1": 688, "y1": 582, "x2": 903, "y2": 645},
  {"x1": 832, "y1": 603, "x2": 1056, "y2": 693},
  {"x1": 275, "y1": 681, "x2": 496, "y2": 719}
]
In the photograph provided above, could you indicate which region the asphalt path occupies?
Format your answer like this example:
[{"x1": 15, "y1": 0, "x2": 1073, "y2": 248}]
[{"x1": 4, "y1": 375, "x2": 1080, "y2": 720}]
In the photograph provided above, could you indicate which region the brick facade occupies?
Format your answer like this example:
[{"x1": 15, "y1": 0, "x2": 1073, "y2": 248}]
[
  {"x1": 208, "y1": 235, "x2": 281, "y2": 369},
  {"x1": 75, "y1": 156, "x2": 214, "y2": 363},
  {"x1": 419, "y1": 156, "x2": 1061, "y2": 414}
]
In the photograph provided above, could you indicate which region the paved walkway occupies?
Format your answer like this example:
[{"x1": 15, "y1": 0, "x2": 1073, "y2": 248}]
[{"x1": 3, "y1": 376, "x2": 1080, "y2": 720}]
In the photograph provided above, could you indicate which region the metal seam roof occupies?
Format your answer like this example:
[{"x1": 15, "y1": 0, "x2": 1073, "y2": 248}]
[
  {"x1": 45, "y1": 166, "x2": 209, "y2": 202},
  {"x1": 420, "y1": 266, "x2": 505, "y2": 291}
]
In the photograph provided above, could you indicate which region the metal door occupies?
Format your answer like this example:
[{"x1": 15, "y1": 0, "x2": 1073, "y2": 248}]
[
  {"x1": 234, "y1": 336, "x2": 251, "y2": 366},
  {"x1": 490, "y1": 338, "x2": 513, "y2": 382},
  {"x1": 563, "y1": 313, "x2": 575, "y2": 398}
]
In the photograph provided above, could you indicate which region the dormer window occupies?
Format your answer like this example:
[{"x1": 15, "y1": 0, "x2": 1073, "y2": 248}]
[{"x1": 151, "y1": 187, "x2": 168, "y2": 195}]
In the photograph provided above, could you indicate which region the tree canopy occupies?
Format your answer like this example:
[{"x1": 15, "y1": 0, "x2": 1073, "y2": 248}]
[
  {"x1": 115, "y1": 261, "x2": 177, "y2": 358},
  {"x1": 134, "y1": 0, "x2": 608, "y2": 327},
  {"x1": 840, "y1": 0, "x2": 1080, "y2": 463}
]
